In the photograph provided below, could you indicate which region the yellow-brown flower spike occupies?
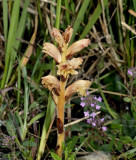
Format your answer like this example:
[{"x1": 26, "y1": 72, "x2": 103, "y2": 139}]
[{"x1": 41, "y1": 26, "x2": 91, "y2": 158}]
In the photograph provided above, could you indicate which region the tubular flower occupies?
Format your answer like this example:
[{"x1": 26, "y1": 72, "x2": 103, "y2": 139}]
[
  {"x1": 66, "y1": 39, "x2": 90, "y2": 59},
  {"x1": 41, "y1": 75, "x2": 60, "y2": 105},
  {"x1": 42, "y1": 26, "x2": 90, "y2": 64},
  {"x1": 52, "y1": 28, "x2": 66, "y2": 50},
  {"x1": 65, "y1": 80, "x2": 91, "y2": 101},
  {"x1": 63, "y1": 25, "x2": 73, "y2": 44},
  {"x1": 42, "y1": 43, "x2": 61, "y2": 63},
  {"x1": 52, "y1": 26, "x2": 73, "y2": 51},
  {"x1": 57, "y1": 58, "x2": 83, "y2": 78},
  {"x1": 67, "y1": 58, "x2": 83, "y2": 69},
  {"x1": 57, "y1": 62, "x2": 78, "y2": 78},
  {"x1": 41, "y1": 75, "x2": 60, "y2": 94}
]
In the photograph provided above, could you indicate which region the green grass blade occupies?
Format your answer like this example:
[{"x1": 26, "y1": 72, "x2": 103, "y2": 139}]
[
  {"x1": 6, "y1": 0, "x2": 30, "y2": 85},
  {"x1": 1, "y1": 0, "x2": 21, "y2": 89},
  {"x1": 28, "y1": 111, "x2": 46, "y2": 127},
  {"x1": 37, "y1": 96, "x2": 55, "y2": 160},
  {"x1": 22, "y1": 66, "x2": 29, "y2": 140},
  {"x1": 105, "y1": 5, "x2": 115, "y2": 44},
  {"x1": 98, "y1": 74, "x2": 117, "y2": 119},
  {"x1": 70, "y1": 0, "x2": 90, "y2": 43},
  {"x1": 17, "y1": 57, "x2": 21, "y2": 109},
  {"x1": 16, "y1": 111, "x2": 24, "y2": 138},
  {"x1": 80, "y1": 0, "x2": 109, "y2": 39},
  {"x1": 55, "y1": 0, "x2": 62, "y2": 29},
  {"x1": 37, "y1": 0, "x2": 47, "y2": 40},
  {"x1": 133, "y1": 0, "x2": 136, "y2": 11},
  {"x1": 64, "y1": 0, "x2": 70, "y2": 25},
  {"x1": 100, "y1": 88, "x2": 118, "y2": 119},
  {"x1": 31, "y1": 52, "x2": 43, "y2": 80},
  {"x1": 116, "y1": 2, "x2": 123, "y2": 50},
  {"x1": 2, "y1": 0, "x2": 8, "y2": 47}
]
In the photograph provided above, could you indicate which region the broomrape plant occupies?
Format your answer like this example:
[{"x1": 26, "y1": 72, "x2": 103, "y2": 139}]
[{"x1": 41, "y1": 26, "x2": 91, "y2": 158}]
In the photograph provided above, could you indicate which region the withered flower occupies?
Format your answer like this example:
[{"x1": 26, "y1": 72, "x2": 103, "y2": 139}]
[
  {"x1": 67, "y1": 58, "x2": 83, "y2": 69},
  {"x1": 52, "y1": 28, "x2": 66, "y2": 50},
  {"x1": 41, "y1": 75, "x2": 60, "y2": 93},
  {"x1": 66, "y1": 39, "x2": 90, "y2": 59},
  {"x1": 63, "y1": 26, "x2": 73, "y2": 44},
  {"x1": 57, "y1": 58, "x2": 83, "y2": 78},
  {"x1": 57, "y1": 62, "x2": 78, "y2": 78},
  {"x1": 42, "y1": 43, "x2": 61, "y2": 63},
  {"x1": 43, "y1": 26, "x2": 90, "y2": 62},
  {"x1": 41, "y1": 75, "x2": 61, "y2": 105},
  {"x1": 65, "y1": 80, "x2": 91, "y2": 101}
]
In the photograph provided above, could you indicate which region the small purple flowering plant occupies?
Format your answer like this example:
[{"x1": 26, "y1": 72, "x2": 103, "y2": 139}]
[
  {"x1": 127, "y1": 67, "x2": 136, "y2": 78},
  {"x1": 2, "y1": 135, "x2": 15, "y2": 147},
  {"x1": 123, "y1": 67, "x2": 136, "y2": 110},
  {"x1": 80, "y1": 91, "x2": 107, "y2": 132}
]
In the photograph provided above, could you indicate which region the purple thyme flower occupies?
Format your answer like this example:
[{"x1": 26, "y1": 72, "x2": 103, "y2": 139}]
[
  {"x1": 100, "y1": 118, "x2": 104, "y2": 122},
  {"x1": 80, "y1": 102, "x2": 86, "y2": 107},
  {"x1": 86, "y1": 91, "x2": 89, "y2": 96},
  {"x1": 96, "y1": 105, "x2": 101, "y2": 110},
  {"x1": 92, "y1": 122, "x2": 96, "y2": 127},
  {"x1": 84, "y1": 111, "x2": 89, "y2": 117},
  {"x1": 127, "y1": 67, "x2": 136, "y2": 77},
  {"x1": 128, "y1": 69, "x2": 133, "y2": 76},
  {"x1": 102, "y1": 126, "x2": 107, "y2": 131},
  {"x1": 93, "y1": 96, "x2": 97, "y2": 101},
  {"x1": 81, "y1": 93, "x2": 107, "y2": 131},
  {"x1": 91, "y1": 103, "x2": 95, "y2": 107},
  {"x1": 87, "y1": 118, "x2": 92, "y2": 124},
  {"x1": 90, "y1": 112, "x2": 97, "y2": 118},
  {"x1": 97, "y1": 96, "x2": 102, "y2": 102},
  {"x1": 2, "y1": 135, "x2": 15, "y2": 146}
]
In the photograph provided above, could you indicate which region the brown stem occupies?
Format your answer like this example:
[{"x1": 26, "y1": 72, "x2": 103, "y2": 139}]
[{"x1": 56, "y1": 78, "x2": 66, "y2": 158}]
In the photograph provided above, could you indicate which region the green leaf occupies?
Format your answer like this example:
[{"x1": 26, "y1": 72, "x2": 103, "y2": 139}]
[
  {"x1": 121, "y1": 148, "x2": 136, "y2": 159},
  {"x1": 29, "y1": 101, "x2": 39, "y2": 111},
  {"x1": 123, "y1": 97, "x2": 131, "y2": 102},
  {"x1": 67, "y1": 136, "x2": 78, "y2": 152},
  {"x1": 116, "y1": 140, "x2": 123, "y2": 151},
  {"x1": 122, "y1": 136, "x2": 133, "y2": 144},
  {"x1": 132, "y1": 136, "x2": 136, "y2": 147},
  {"x1": 23, "y1": 140, "x2": 37, "y2": 147},
  {"x1": 28, "y1": 111, "x2": 45, "y2": 127},
  {"x1": 6, "y1": 119, "x2": 16, "y2": 136},
  {"x1": 71, "y1": 124, "x2": 82, "y2": 131},
  {"x1": 67, "y1": 153, "x2": 76, "y2": 160},
  {"x1": 65, "y1": 104, "x2": 72, "y2": 109},
  {"x1": 50, "y1": 152, "x2": 62, "y2": 160},
  {"x1": 79, "y1": 136, "x2": 86, "y2": 144}
]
